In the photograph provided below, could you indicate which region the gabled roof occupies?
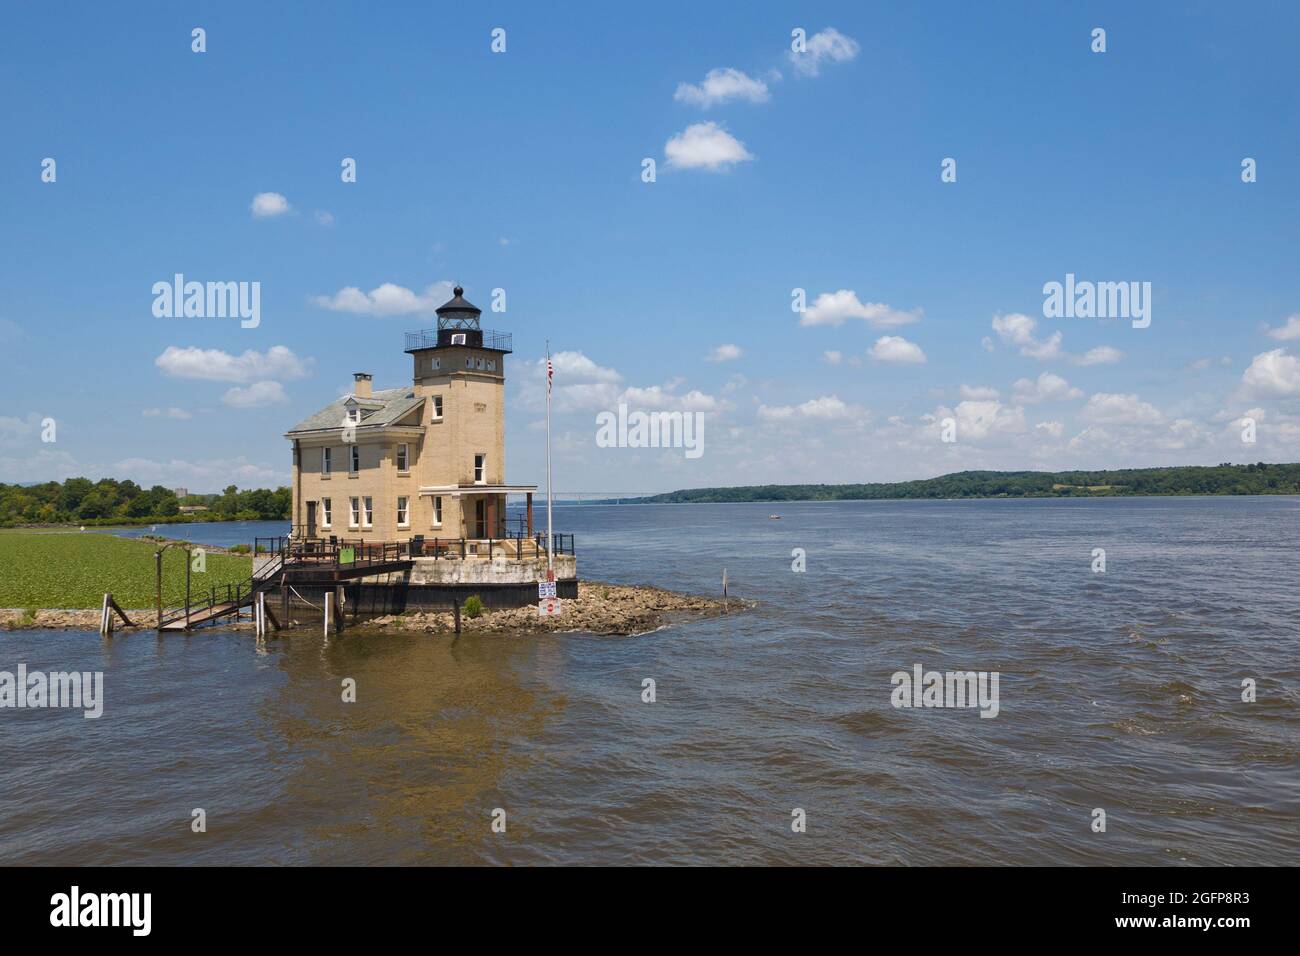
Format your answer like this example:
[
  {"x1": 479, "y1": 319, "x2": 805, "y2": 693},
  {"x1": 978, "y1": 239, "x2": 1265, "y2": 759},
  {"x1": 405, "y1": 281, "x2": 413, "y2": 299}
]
[{"x1": 286, "y1": 387, "x2": 425, "y2": 436}]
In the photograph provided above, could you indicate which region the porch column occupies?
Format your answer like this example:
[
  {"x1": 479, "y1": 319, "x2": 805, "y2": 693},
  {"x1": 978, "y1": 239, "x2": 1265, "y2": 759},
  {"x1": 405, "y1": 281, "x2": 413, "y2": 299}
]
[
  {"x1": 526, "y1": 493, "x2": 533, "y2": 535},
  {"x1": 486, "y1": 494, "x2": 496, "y2": 539}
]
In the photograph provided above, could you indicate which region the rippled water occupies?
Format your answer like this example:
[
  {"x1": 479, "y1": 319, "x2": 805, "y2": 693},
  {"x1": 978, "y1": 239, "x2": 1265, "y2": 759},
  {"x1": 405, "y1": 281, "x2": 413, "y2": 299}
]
[{"x1": 3, "y1": 497, "x2": 1298, "y2": 864}]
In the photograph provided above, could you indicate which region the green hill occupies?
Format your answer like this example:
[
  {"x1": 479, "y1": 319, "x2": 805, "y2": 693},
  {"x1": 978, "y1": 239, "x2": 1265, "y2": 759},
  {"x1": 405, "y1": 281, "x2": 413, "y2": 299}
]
[{"x1": 631, "y1": 463, "x2": 1300, "y2": 504}]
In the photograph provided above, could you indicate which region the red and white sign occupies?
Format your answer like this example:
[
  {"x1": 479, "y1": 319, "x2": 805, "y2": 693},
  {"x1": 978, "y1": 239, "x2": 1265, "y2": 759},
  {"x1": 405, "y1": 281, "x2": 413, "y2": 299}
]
[{"x1": 538, "y1": 597, "x2": 562, "y2": 617}]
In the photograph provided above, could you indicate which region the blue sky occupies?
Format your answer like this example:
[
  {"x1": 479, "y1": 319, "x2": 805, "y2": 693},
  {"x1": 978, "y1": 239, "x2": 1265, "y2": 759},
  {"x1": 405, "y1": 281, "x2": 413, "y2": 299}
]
[{"x1": 2, "y1": 1, "x2": 1298, "y2": 493}]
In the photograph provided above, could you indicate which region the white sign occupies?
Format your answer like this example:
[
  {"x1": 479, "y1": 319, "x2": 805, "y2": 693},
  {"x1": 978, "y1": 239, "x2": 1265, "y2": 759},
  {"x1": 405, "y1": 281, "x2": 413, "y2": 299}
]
[
  {"x1": 538, "y1": 597, "x2": 562, "y2": 617},
  {"x1": 538, "y1": 581, "x2": 557, "y2": 599}
]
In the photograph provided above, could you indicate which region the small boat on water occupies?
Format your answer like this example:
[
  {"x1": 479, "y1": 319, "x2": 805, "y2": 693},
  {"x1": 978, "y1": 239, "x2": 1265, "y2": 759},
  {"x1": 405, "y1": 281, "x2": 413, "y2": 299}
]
[{"x1": 768, "y1": 514, "x2": 781, "y2": 520}]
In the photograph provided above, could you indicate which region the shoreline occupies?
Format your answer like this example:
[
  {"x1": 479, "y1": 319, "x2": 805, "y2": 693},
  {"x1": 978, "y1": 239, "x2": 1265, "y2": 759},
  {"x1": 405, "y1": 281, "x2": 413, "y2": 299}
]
[{"x1": 0, "y1": 582, "x2": 748, "y2": 636}]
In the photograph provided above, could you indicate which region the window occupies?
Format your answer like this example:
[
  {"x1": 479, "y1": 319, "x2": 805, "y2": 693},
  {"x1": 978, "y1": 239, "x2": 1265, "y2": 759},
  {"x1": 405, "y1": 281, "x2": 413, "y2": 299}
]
[
  {"x1": 349, "y1": 497, "x2": 360, "y2": 528},
  {"x1": 322, "y1": 447, "x2": 332, "y2": 474},
  {"x1": 321, "y1": 498, "x2": 332, "y2": 528},
  {"x1": 350, "y1": 445, "x2": 360, "y2": 473},
  {"x1": 431, "y1": 357, "x2": 440, "y2": 370},
  {"x1": 465, "y1": 357, "x2": 473, "y2": 368},
  {"x1": 397, "y1": 496, "x2": 409, "y2": 527},
  {"x1": 475, "y1": 357, "x2": 484, "y2": 369},
  {"x1": 487, "y1": 359, "x2": 496, "y2": 371},
  {"x1": 347, "y1": 407, "x2": 361, "y2": 424},
  {"x1": 474, "y1": 453, "x2": 486, "y2": 484},
  {"x1": 431, "y1": 395, "x2": 443, "y2": 421},
  {"x1": 397, "y1": 443, "x2": 409, "y2": 471},
  {"x1": 363, "y1": 497, "x2": 373, "y2": 528},
  {"x1": 432, "y1": 496, "x2": 443, "y2": 527},
  {"x1": 451, "y1": 333, "x2": 466, "y2": 345}
]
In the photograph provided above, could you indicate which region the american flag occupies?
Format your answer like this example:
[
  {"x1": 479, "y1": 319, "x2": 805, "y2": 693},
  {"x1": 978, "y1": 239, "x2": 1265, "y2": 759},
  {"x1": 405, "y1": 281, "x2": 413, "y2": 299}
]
[{"x1": 546, "y1": 356, "x2": 553, "y2": 395}]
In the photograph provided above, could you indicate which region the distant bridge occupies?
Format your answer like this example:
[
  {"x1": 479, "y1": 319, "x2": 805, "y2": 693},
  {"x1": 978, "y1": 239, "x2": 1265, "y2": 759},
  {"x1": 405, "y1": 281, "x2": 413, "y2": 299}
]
[{"x1": 544, "y1": 491, "x2": 662, "y2": 502}]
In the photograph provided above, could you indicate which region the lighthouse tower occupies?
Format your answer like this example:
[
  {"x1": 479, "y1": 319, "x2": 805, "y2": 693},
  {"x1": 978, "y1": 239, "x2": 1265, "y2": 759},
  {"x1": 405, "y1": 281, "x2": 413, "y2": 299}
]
[{"x1": 404, "y1": 287, "x2": 524, "y2": 538}]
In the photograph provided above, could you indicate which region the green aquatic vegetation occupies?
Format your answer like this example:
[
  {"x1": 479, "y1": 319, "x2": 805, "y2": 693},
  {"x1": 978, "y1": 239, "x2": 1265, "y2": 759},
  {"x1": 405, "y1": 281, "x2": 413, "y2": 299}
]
[{"x1": 0, "y1": 530, "x2": 252, "y2": 609}]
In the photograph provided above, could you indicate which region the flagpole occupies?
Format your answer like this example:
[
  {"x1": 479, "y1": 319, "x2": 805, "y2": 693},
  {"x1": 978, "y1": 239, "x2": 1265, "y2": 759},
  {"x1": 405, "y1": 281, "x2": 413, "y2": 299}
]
[{"x1": 546, "y1": 341, "x2": 553, "y2": 576}]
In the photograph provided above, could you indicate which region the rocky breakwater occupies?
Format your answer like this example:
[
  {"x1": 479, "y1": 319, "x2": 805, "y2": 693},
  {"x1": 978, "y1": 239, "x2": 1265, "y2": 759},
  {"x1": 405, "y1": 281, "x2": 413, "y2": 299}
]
[{"x1": 366, "y1": 582, "x2": 749, "y2": 636}]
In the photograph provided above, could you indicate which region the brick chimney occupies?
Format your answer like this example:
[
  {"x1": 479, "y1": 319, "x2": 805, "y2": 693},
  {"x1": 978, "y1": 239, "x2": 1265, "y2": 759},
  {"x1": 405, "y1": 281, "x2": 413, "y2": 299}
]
[{"x1": 353, "y1": 372, "x2": 372, "y2": 399}]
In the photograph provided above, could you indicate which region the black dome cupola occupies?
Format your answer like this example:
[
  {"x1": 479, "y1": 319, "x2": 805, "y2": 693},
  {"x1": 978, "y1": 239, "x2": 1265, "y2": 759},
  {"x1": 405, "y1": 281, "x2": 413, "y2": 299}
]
[
  {"x1": 436, "y1": 286, "x2": 482, "y2": 331},
  {"x1": 404, "y1": 285, "x2": 511, "y2": 354}
]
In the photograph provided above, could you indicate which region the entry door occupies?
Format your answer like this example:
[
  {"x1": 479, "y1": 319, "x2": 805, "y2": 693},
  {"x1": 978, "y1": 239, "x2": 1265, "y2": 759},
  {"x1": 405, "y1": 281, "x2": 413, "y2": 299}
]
[
  {"x1": 474, "y1": 499, "x2": 486, "y2": 538},
  {"x1": 306, "y1": 501, "x2": 318, "y2": 538}
]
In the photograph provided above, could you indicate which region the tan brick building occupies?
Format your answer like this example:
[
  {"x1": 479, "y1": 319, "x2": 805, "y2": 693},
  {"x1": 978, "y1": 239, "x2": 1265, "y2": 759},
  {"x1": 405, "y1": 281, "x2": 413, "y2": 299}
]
[{"x1": 285, "y1": 287, "x2": 536, "y2": 544}]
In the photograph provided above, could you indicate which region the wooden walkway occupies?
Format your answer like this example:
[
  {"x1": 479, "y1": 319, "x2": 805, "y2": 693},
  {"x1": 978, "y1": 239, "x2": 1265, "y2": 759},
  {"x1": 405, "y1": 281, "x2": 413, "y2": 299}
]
[{"x1": 158, "y1": 600, "x2": 243, "y2": 632}]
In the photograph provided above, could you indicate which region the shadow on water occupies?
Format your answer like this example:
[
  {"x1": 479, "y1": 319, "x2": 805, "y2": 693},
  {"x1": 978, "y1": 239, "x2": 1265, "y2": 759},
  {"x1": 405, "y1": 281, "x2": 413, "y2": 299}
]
[{"x1": 247, "y1": 630, "x2": 563, "y2": 865}]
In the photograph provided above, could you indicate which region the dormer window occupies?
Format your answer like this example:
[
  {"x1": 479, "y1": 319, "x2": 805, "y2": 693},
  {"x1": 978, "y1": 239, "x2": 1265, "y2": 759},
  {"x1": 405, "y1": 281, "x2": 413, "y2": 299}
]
[{"x1": 346, "y1": 407, "x2": 361, "y2": 424}]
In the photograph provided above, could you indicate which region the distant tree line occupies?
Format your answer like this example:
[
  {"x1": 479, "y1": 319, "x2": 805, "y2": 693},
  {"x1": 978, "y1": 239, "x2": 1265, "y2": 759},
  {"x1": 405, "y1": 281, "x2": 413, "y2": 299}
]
[
  {"x1": 633, "y1": 463, "x2": 1300, "y2": 504},
  {"x1": 0, "y1": 478, "x2": 291, "y2": 527}
]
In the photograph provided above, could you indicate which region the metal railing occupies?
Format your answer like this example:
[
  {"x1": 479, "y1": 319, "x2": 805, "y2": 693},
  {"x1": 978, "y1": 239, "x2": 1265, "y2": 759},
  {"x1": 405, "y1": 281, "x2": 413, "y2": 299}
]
[
  {"x1": 415, "y1": 532, "x2": 574, "y2": 560},
  {"x1": 403, "y1": 328, "x2": 513, "y2": 352},
  {"x1": 268, "y1": 531, "x2": 575, "y2": 565},
  {"x1": 158, "y1": 577, "x2": 256, "y2": 629}
]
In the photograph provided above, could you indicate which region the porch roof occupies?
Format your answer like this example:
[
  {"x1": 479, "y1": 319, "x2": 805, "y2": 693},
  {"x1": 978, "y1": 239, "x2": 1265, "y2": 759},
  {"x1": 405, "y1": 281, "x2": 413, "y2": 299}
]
[{"x1": 417, "y1": 483, "x2": 538, "y2": 497}]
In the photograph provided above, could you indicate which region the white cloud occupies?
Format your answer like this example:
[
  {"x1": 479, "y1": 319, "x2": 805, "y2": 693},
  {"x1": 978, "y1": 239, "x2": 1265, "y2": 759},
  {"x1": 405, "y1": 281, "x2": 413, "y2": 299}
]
[
  {"x1": 1075, "y1": 345, "x2": 1124, "y2": 365},
  {"x1": 800, "y1": 289, "x2": 922, "y2": 328},
  {"x1": 105, "y1": 456, "x2": 284, "y2": 491},
  {"x1": 549, "y1": 351, "x2": 623, "y2": 384},
  {"x1": 1035, "y1": 421, "x2": 1065, "y2": 439},
  {"x1": 0, "y1": 413, "x2": 42, "y2": 451},
  {"x1": 674, "y1": 68, "x2": 770, "y2": 108},
  {"x1": 960, "y1": 384, "x2": 999, "y2": 400},
  {"x1": 757, "y1": 394, "x2": 861, "y2": 422},
  {"x1": 949, "y1": 400, "x2": 1027, "y2": 440},
  {"x1": 789, "y1": 27, "x2": 860, "y2": 77},
  {"x1": 314, "y1": 210, "x2": 335, "y2": 226},
  {"x1": 1080, "y1": 393, "x2": 1165, "y2": 426},
  {"x1": 990, "y1": 313, "x2": 1126, "y2": 365},
  {"x1": 1265, "y1": 314, "x2": 1300, "y2": 341},
  {"x1": 222, "y1": 381, "x2": 288, "y2": 408},
  {"x1": 619, "y1": 385, "x2": 722, "y2": 413},
  {"x1": 155, "y1": 345, "x2": 312, "y2": 384},
  {"x1": 991, "y1": 312, "x2": 1063, "y2": 360},
  {"x1": 523, "y1": 351, "x2": 723, "y2": 416},
  {"x1": 706, "y1": 343, "x2": 743, "y2": 363},
  {"x1": 142, "y1": 407, "x2": 193, "y2": 420},
  {"x1": 525, "y1": 351, "x2": 622, "y2": 410},
  {"x1": 313, "y1": 280, "x2": 455, "y2": 317},
  {"x1": 869, "y1": 335, "x2": 926, "y2": 364},
  {"x1": 1012, "y1": 372, "x2": 1083, "y2": 404},
  {"x1": 1241, "y1": 348, "x2": 1300, "y2": 397},
  {"x1": 823, "y1": 350, "x2": 843, "y2": 365},
  {"x1": 250, "y1": 192, "x2": 290, "y2": 218},
  {"x1": 664, "y1": 122, "x2": 754, "y2": 171}
]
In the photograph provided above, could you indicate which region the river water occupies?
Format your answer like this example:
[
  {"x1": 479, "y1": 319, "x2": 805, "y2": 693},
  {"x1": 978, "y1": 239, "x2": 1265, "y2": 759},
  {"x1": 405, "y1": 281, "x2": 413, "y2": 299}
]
[{"x1": 2, "y1": 498, "x2": 1297, "y2": 865}]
